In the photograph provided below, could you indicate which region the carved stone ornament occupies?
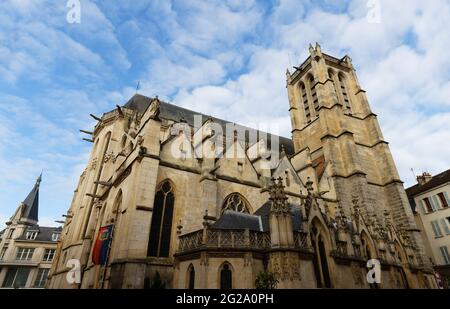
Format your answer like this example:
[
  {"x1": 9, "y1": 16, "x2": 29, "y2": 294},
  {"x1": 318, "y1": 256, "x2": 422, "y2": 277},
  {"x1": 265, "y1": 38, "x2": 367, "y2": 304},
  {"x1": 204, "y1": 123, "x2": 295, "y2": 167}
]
[
  {"x1": 91, "y1": 157, "x2": 98, "y2": 170},
  {"x1": 269, "y1": 254, "x2": 282, "y2": 279},
  {"x1": 104, "y1": 151, "x2": 115, "y2": 163},
  {"x1": 351, "y1": 263, "x2": 364, "y2": 286},
  {"x1": 80, "y1": 169, "x2": 87, "y2": 181},
  {"x1": 268, "y1": 177, "x2": 290, "y2": 214}
]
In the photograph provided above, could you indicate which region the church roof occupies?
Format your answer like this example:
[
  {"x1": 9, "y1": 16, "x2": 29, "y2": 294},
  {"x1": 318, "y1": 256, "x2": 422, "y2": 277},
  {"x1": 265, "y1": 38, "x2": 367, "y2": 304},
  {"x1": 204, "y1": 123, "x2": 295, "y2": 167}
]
[
  {"x1": 254, "y1": 202, "x2": 303, "y2": 232},
  {"x1": 212, "y1": 210, "x2": 263, "y2": 231},
  {"x1": 211, "y1": 203, "x2": 303, "y2": 232},
  {"x1": 122, "y1": 94, "x2": 295, "y2": 155},
  {"x1": 19, "y1": 174, "x2": 42, "y2": 223}
]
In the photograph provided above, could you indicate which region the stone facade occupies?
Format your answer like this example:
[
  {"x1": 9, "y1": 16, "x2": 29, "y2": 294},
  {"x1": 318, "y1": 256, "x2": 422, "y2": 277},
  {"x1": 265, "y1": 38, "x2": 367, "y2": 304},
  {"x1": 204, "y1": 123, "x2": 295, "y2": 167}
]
[
  {"x1": 47, "y1": 45, "x2": 435, "y2": 289},
  {"x1": 0, "y1": 176, "x2": 61, "y2": 288},
  {"x1": 406, "y1": 170, "x2": 450, "y2": 287}
]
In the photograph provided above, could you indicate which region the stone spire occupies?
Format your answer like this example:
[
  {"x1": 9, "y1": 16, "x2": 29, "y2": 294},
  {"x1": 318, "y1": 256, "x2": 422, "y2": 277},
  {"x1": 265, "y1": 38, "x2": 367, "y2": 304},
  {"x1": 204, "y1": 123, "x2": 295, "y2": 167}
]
[{"x1": 268, "y1": 177, "x2": 294, "y2": 249}]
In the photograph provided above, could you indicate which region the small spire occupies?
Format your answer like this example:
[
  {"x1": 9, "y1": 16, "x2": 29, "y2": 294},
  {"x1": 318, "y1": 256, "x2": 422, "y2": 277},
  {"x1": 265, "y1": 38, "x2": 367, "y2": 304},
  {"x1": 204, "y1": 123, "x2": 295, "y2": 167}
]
[
  {"x1": 280, "y1": 144, "x2": 286, "y2": 157},
  {"x1": 19, "y1": 173, "x2": 42, "y2": 224},
  {"x1": 268, "y1": 177, "x2": 289, "y2": 213},
  {"x1": 36, "y1": 172, "x2": 42, "y2": 186},
  {"x1": 315, "y1": 42, "x2": 321, "y2": 51}
]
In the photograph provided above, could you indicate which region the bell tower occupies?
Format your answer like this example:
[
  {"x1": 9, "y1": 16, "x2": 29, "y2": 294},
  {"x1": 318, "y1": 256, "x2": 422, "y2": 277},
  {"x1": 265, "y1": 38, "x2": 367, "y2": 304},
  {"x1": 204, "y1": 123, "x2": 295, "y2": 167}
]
[{"x1": 286, "y1": 43, "x2": 431, "y2": 269}]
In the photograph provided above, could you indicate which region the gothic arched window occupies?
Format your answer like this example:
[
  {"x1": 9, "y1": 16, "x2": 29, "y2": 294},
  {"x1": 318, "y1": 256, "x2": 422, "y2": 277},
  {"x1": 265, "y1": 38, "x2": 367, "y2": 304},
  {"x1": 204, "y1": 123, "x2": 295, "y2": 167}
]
[
  {"x1": 220, "y1": 263, "x2": 232, "y2": 289},
  {"x1": 308, "y1": 74, "x2": 319, "y2": 112},
  {"x1": 188, "y1": 264, "x2": 195, "y2": 289},
  {"x1": 328, "y1": 69, "x2": 340, "y2": 103},
  {"x1": 299, "y1": 82, "x2": 311, "y2": 123},
  {"x1": 147, "y1": 181, "x2": 175, "y2": 257},
  {"x1": 221, "y1": 193, "x2": 250, "y2": 214},
  {"x1": 338, "y1": 73, "x2": 352, "y2": 114},
  {"x1": 310, "y1": 221, "x2": 332, "y2": 288}
]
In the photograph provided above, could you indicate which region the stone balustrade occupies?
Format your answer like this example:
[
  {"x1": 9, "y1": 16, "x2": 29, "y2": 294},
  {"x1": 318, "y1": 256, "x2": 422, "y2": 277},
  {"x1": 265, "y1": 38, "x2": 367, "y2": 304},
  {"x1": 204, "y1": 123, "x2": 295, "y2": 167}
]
[{"x1": 177, "y1": 229, "x2": 310, "y2": 253}]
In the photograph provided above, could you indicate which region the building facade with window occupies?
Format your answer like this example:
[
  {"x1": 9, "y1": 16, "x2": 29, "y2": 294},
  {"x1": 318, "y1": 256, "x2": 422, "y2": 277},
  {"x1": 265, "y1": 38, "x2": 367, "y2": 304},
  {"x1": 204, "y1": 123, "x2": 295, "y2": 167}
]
[
  {"x1": 0, "y1": 175, "x2": 61, "y2": 288},
  {"x1": 47, "y1": 45, "x2": 435, "y2": 289},
  {"x1": 406, "y1": 170, "x2": 450, "y2": 287}
]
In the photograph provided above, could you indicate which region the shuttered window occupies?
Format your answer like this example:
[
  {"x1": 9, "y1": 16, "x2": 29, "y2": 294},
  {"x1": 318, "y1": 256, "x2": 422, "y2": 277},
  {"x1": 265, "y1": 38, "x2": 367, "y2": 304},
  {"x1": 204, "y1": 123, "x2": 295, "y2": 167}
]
[
  {"x1": 440, "y1": 219, "x2": 450, "y2": 235},
  {"x1": 431, "y1": 195, "x2": 441, "y2": 210},
  {"x1": 439, "y1": 246, "x2": 450, "y2": 264},
  {"x1": 422, "y1": 198, "x2": 433, "y2": 213},
  {"x1": 431, "y1": 221, "x2": 443, "y2": 237},
  {"x1": 438, "y1": 192, "x2": 449, "y2": 208}
]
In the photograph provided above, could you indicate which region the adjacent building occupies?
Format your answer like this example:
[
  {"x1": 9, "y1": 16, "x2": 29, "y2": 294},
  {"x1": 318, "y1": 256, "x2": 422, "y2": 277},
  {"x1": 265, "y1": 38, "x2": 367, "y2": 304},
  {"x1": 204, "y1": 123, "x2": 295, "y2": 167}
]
[
  {"x1": 47, "y1": 44, "x2": 435, "y2": 289},
  {"x1": 406, "y1": 170, "x2": 450, "y2": 287},
  {"x1": 0, "y1": 175, "x2": 62, "y2": 288}
]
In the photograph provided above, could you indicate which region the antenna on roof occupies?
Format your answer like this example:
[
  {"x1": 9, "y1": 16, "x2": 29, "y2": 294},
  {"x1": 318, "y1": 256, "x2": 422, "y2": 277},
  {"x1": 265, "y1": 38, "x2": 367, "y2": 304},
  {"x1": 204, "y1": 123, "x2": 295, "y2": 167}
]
[
  {"x1": 410, "y1": 168, "x2": 416, "y2": 182},
  {"x1": 135, "y1": 81, "x2": 140, "y2": 94}
]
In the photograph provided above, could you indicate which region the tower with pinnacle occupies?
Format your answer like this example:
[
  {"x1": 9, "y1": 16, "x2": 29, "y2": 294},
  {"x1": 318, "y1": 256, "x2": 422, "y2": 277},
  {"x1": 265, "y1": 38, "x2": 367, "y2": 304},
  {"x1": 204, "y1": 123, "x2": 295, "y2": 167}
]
[{"x1": 286, "y1": 43, "x2": 430, "y2": 269}]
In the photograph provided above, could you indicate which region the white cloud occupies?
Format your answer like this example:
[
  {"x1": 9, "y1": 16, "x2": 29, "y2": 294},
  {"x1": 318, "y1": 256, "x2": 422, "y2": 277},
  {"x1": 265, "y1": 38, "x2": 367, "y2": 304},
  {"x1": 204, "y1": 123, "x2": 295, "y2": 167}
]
[
  {"x1": 167, "y1": 0, "x2": 450, "y2": 188},
  {"x1": 1, "y1": 0, "x2": 449, "y2": 223}
]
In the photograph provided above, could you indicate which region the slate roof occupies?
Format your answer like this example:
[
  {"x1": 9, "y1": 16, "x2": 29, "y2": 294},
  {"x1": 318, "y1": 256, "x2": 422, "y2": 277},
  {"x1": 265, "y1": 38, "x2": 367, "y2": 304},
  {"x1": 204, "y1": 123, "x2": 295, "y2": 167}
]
[
  {"x1": 212, "y1": 210, "x2": 263, "y2": 231},
  {"x1": 211, "y1": 202, "x2": 303, "y2": 232},
  {"x1": 122, "y1": 94, "x2": 295, "y2": 155},
  {"x1": 254, "y1": 202, "x2": 303, "y2": 232},
  {"x1": 405, "y1": 169, "x2": 450, "y2": 197},
  {"x1": 20, "y1": 174, "x2": 41, "y2": 223},
  {"x1": 16, "y1": 225, "x2": 62, "y2": 242}
]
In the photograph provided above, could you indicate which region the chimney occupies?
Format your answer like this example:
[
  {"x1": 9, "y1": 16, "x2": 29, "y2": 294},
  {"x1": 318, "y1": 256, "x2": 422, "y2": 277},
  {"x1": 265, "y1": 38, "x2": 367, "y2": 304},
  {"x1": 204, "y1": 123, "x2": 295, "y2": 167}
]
[{"x1": 417, "y1": 172, "x2": 432, "y2": 186}]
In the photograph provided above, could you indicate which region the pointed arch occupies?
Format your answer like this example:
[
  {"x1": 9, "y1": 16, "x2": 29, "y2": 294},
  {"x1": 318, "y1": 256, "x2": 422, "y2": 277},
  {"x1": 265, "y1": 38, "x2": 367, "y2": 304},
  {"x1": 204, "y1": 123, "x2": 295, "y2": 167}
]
[
  {"x1": 106, "y1": 189, "x2": 123, "y2": 263},
  {"x1": 307, "y1": 73, "x2": 319, "y2": 112},
  {"x1": 218, "y1": 262, "x2": 233, "y2": 289},
  {"x1": 338, "y1": 72, "x2": 352, "y2": 113},
  {"x1": 328, "y1": 69, "x2": 340, "y2": 104},
  {"x1": 112, "y1": 190, "x2": 123, "y2": 218},
  {"x1": 360, "y1": 230, "x2": 379, "y2": 289},
  {"x1": 147, "y1": 179, "x2": 175, "y2": 257},
  {"x1": 393, "y1": 241, "x2": 410, "y2": 288},
  {"x1": 221, "y1": 193, "x2": 252, "y2": 214},
  {"x1": 310, "y1": 217, "x2": 333, "y2": 288},
  {"x1": 187, "y1": 264, "x2": 195, "y2": 289},
  {"x1": 360, "y1": 230, "x2": 377, "y2": 259},
  {"x1": 299, "y1": 81, "x2": 311, "y2": 123}
]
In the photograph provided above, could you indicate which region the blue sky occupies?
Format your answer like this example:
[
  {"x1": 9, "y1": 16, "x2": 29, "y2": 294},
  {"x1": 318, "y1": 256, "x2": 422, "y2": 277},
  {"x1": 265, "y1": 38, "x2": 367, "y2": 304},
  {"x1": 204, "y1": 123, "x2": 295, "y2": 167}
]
[{"x1": 1, "y1": 0, "x2": 449, "y2": 227}]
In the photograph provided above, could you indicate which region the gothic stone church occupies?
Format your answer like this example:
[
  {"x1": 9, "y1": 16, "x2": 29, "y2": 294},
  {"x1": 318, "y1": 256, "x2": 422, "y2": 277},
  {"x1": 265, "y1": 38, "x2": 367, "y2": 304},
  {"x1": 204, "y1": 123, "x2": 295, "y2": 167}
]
[{"x1": 47, "y1": 45, "x2": 436, "y2": 289}]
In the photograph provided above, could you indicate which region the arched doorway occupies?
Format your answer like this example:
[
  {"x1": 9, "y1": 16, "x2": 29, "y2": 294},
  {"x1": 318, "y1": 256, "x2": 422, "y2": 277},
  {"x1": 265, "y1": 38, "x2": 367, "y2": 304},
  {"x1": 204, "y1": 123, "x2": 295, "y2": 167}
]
[{"x1": 220, "y1": 263, "x2": 233, "y2": 289}]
